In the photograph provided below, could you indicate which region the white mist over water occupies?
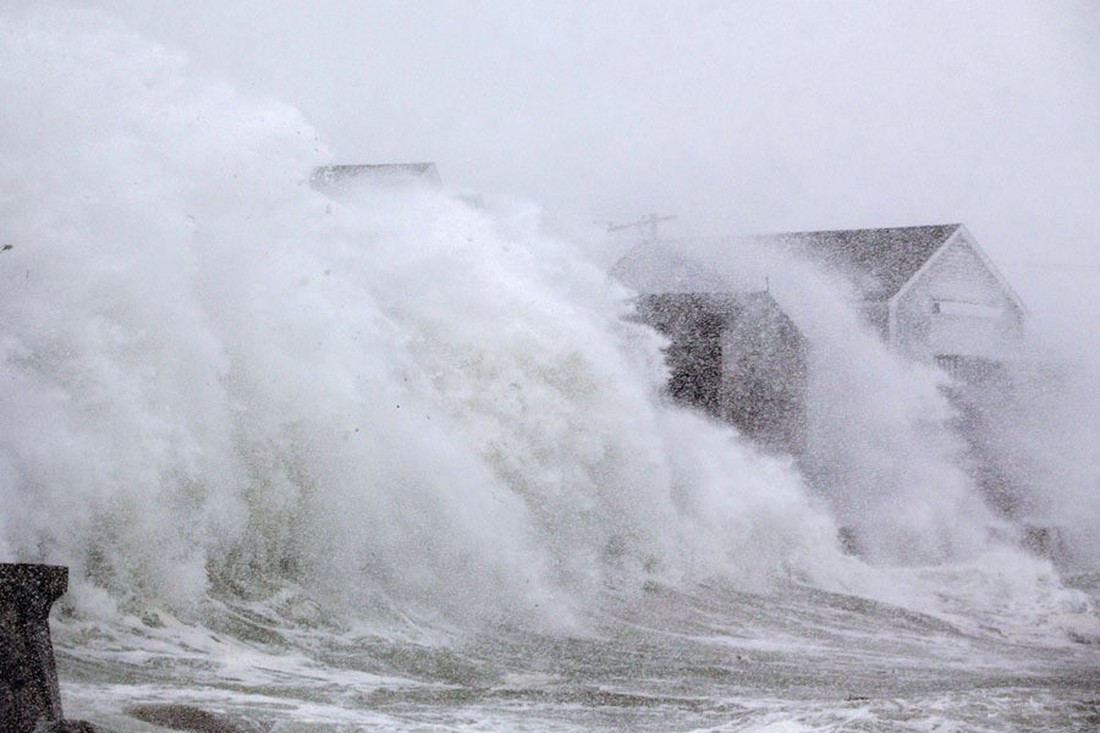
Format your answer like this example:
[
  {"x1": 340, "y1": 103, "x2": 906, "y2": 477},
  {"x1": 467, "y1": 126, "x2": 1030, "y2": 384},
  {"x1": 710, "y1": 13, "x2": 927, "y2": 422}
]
[{"x1": 2, "y1": 8, "x2": 1099, "y2": 731}]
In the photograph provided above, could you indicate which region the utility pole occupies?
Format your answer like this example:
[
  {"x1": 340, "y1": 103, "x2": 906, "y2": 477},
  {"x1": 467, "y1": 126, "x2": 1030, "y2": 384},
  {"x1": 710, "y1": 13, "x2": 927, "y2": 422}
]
[{"x1": 607, "y1": 212, "x2": 677, "y2": 241}]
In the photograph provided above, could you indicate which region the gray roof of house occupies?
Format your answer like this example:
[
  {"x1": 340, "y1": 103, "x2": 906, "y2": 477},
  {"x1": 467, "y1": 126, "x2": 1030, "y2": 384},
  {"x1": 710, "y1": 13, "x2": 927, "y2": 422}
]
[
  {"x1": 753, "y1": 224, "x2": 962, "y2": 301},
  {"x1": 612, "y1": 224, "x2": 964, "y2": 302}
]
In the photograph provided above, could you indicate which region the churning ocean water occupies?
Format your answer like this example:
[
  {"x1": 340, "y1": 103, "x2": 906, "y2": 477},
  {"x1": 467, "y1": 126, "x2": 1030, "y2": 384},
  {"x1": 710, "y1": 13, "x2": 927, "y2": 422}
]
[{"x1": 2, "y1": 8, "x2": 1099, "y2": 732}]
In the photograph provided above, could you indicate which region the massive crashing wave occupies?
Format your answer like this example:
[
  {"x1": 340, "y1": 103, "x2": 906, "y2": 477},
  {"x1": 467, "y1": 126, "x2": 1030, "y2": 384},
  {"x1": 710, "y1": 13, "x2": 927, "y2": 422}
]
[
  {"x1": 0, "y1": 8, "x2": 1092, "y2": 649},
  {"x1": 0, "y1": 8, "x2": 849, "y2": 627}
]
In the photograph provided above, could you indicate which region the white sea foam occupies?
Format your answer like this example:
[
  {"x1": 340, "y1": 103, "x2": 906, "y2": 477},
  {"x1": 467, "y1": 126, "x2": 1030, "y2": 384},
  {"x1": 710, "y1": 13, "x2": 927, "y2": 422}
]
[
  {"x1": 0, "y1": 7, "x2": 857, "y2": 631},
  {"x1": 2, "y1": 14, "x2": 1098, "y2": 733}
]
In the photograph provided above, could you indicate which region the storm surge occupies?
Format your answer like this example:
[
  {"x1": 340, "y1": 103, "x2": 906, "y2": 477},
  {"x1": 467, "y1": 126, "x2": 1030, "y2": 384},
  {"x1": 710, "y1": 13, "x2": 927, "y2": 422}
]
[
  {"x1": 0, "y1": 8, "x2": 848, "y2": 630},
  {"x1": 0, "y1": 5, "x2": 1092, "y2": 672}
]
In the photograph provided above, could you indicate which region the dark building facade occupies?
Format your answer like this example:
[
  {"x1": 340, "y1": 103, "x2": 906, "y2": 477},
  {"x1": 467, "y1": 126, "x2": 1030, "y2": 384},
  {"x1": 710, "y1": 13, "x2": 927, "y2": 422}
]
[{"x1": 626, "y1": 289, "x2": 808, "y2": 454}]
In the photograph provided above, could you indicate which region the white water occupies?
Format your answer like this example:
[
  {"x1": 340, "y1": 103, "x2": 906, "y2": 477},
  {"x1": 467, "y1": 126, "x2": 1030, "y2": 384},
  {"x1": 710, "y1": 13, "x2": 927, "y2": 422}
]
[{"x1": 2, "y1": 8, "x2": 1099, "y2": 732}]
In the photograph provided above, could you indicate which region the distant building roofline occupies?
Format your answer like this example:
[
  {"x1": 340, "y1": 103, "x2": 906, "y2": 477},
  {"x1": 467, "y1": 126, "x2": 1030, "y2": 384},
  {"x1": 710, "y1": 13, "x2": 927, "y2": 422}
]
[{"x1": 311, "y1": 162, "x2": 442, "y2": 190}]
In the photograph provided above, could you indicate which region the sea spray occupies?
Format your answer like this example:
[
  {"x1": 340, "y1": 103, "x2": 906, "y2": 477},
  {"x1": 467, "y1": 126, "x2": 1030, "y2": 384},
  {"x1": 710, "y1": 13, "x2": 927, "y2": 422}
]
[
  {"x1": 960, "y1": 346, "x2": 1100, "y2": 572},
  {"x1": 4, "y1": 10, "x2": 1099, "y2": 731},
  {"x1": 0, "y1": 7, "x2": 854, "y2": 632},
  {"x1": 637, "y1": 237, "x2": 1011, "y2": 564}
]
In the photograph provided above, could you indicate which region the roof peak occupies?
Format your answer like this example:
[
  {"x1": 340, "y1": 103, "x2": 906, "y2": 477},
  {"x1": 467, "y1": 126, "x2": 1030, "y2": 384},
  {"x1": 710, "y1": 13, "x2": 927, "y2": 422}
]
[
  {"x1": 739, "y1": 223, "x2": 962, "y2": 240},
  {"x1": 615, "y1": 224, "x2": 968, "y2": 301},
  {"x1": 755, "y1": 224, "x2": 963, "y2": 300}
]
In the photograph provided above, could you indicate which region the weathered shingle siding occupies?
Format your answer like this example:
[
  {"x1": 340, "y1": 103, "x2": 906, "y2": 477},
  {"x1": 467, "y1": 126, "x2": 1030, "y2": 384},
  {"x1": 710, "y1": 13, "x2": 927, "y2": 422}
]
[
  {"x1": 894, "y1": 236, "x2": 1023, "y2": 361},
  {"x1": 631, "y1": 292, "x2": 808, "y2": 453},
  {"x1": 718, "y1": 303, "x2": 808, "y2": 452}
]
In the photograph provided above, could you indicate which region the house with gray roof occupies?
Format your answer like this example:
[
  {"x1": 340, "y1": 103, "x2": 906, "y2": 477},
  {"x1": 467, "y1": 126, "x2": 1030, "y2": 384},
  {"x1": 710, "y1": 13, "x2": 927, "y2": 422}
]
[
  {"x1": 754, "y1": 223, "x2": 1026, "y2": 367},
  {"x1": 766, "y1": 224, "x2": 1035, "y2": 521},
  {"x1": 611, "y1": 223, "x2": 1026, "y2": 455},
  {"x1": 616, "y1": 223, "x2": 1026, "y2": 369}
]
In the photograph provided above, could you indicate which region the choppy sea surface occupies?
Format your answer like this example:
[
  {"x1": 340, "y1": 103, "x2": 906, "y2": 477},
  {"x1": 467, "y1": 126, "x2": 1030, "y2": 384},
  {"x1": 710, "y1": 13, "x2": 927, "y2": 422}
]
[
  {"x1": 55, "y1": 576, "x2": 1100, "y2": 732},
  {"x1": 3, "y1": 7, "x2": 1099, "y2": 732}
]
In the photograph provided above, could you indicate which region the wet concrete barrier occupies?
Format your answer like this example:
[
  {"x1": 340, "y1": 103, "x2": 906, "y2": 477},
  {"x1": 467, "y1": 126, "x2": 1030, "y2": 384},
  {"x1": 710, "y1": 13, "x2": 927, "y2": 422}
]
[
  {"x1": 1, "y1": 563, "x2": 68, "y2": 733},
  {"x1": 3, "y1": 564, "x2": 257, "y2": 733}
]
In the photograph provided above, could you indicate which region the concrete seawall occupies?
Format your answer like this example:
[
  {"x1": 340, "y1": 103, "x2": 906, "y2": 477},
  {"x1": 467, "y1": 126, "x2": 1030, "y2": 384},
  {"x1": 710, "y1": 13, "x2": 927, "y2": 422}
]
[{"x1": 1, "y1": 563, "x2": 68, "y2": 733}]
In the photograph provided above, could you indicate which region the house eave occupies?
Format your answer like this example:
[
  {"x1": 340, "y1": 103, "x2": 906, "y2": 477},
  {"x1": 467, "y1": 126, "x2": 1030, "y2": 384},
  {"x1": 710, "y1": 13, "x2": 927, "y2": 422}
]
[
  {"x1": 886, "y1": 223, "x2": 1027, "y2": 318},
  {"x1": 887, "y1": 224, "x2": 963, "y2": 310}
]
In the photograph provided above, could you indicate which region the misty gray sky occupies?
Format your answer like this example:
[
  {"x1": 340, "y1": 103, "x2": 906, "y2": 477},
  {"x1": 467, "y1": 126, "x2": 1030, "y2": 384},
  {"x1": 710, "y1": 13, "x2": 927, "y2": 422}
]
[{"x1": 82, "y1": 0, "x2": 1099, "y2": 325}]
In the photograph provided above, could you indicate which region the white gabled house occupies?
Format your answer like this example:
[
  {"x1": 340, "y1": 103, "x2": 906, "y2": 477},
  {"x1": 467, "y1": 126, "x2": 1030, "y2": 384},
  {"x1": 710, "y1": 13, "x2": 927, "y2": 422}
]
[{"x1": 759, "y1": 223, "x2": 1026, "y2": 368}]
